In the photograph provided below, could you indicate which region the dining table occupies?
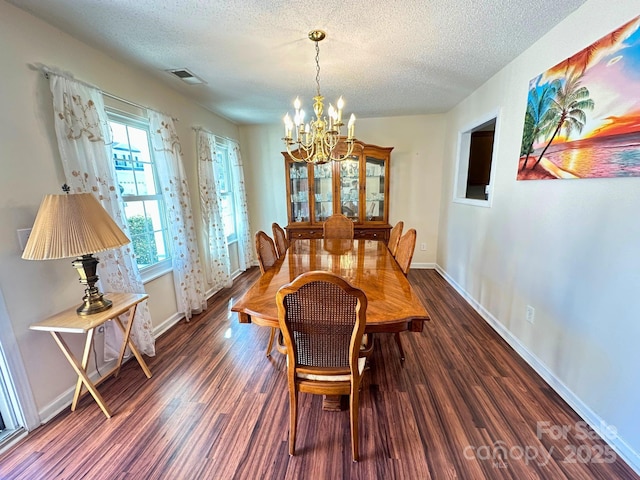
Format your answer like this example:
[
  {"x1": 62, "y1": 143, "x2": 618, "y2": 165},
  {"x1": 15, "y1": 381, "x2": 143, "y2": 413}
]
[
  {"x1": 232, "y1": 238, "x2": 430, "y2": 411},
  {"x1": 232, "y1": 238, "x2": 429, "y2": 335}
]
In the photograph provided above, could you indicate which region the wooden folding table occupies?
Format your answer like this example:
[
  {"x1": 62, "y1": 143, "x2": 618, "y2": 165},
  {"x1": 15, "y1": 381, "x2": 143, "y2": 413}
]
[{"x1": 30, "y1": 292, "x2": 152, "y2": 418}]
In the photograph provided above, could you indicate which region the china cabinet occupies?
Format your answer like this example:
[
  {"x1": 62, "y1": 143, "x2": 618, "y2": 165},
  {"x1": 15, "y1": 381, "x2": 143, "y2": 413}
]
[{"x1": 284, "y1": 140, "x2": 393, "y2": 242}]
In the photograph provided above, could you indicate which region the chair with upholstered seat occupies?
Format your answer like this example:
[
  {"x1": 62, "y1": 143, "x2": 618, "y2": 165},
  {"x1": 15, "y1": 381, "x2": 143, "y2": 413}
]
[
  {"x1": 392, "y1": 228, "x2": 417, "y2": 361},
  {"x1": 387, "y1": 221, "x2": 404, "y2": 258},
  {"x1": 255, "y1": 230, "x2": 279, "y2": 356},
  {"x1": 323, "y1": 213, "x2": 354, "y2": 240},
  {"x1": 276, "y1": 271, "x2": 368, "y2": 461},
  {"x1": 272, "y1": 222, "x2": 289, "y2": 258}
]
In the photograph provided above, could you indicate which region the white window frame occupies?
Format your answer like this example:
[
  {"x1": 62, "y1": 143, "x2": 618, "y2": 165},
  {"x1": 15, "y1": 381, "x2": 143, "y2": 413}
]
[
  {"x1": 107, "y1": 110, "x2": 172, "y2": 283},
  {"x1": 453, "y1": 108, "x2": 501, "y2": 208},
  {"x1": 0, "y1": 286, "x2": 39, "y2": 446},
  {"x1": 215, "y1": 143, "x2": 238, "y2": 244}
]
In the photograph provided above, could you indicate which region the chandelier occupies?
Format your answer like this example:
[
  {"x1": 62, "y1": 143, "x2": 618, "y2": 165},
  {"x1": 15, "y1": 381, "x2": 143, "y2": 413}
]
[{"x1": 283, "y1": 30, "x2": 356, "y2": 164}]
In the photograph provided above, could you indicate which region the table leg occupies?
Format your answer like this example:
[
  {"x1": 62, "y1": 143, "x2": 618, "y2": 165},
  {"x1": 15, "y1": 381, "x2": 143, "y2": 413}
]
[
  {"x1": 71, "y1": 329, "x2": 95, "y2": 411},
  {"x1": 323, "y1": 395, "x2": 346, "y2": 411},
  {"x1": 112, "y1": 304, "x2": 152, "y2": 379},
  {"x1": 49, "y1": 331, "x2": 112, "y2": 419}
]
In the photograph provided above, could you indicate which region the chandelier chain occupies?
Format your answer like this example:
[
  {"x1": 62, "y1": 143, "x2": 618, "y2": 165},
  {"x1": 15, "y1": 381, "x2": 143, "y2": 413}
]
[{"x1": 315, "y1": 41, "x2": 321, "y2": 97}]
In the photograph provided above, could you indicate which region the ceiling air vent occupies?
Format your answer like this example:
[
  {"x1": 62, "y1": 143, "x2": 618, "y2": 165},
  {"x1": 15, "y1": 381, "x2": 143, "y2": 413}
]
[{"x1": 166, "y1": 68, "x2": 206, "y2": 85}]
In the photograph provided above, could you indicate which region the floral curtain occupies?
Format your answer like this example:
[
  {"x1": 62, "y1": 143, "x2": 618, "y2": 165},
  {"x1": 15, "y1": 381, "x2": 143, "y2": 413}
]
[
  {"x1": 228, "y1": 141, "x2": 254, "y2": 270},
  {"x1": 48, "y1": 70, "x2": 155, "y2": 360},
  {"x1": 196, "y1": 130, "x2": 232, "y2": 292},
  {"x1": 148, "y1": 111, "x2": 207, "y2": 319}
]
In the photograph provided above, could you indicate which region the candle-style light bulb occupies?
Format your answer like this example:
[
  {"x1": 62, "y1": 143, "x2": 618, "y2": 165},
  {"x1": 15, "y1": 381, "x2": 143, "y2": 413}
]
[
  {"x1": 284, "y1": 113, "x2": 292, "y2": 138},
  {"x1": 347, "y1": 113, "x2": 356, "y2": 139},
  {"x1": 328, "y1": 104, "x2": 335, "y2": 130},
  {"x1": 336, "y1": 96, "x2": 344, "y2": 123}
]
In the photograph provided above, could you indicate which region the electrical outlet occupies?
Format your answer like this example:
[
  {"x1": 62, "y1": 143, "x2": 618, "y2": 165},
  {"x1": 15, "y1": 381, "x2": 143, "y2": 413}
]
[
  {"x1": 420, "y1": 242, "x2": 427, "y2": 251},
  {"x1": 526, "y1": 305, "x2": 535, "y2": 324}
]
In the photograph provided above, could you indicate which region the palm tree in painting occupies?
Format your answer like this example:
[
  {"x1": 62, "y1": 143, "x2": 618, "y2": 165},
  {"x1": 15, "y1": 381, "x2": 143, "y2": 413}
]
[
  {"x1": 532, "y1": 72, "x2": 594, "y2": 170},
  {"x1": 520, "y1": 79, "x2": 560, "y2": 171}
]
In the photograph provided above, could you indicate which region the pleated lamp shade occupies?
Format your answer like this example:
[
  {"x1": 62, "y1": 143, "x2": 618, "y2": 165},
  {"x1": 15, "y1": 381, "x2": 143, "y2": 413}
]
[{"x1": 22, "y1": 193, "x2": 130, "y2": 260}]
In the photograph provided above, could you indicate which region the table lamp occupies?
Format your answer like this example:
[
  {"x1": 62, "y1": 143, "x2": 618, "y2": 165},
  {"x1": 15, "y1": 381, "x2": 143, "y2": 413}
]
[{"x1": 22, "y1": 185, "x2": 131, "y2": 315}]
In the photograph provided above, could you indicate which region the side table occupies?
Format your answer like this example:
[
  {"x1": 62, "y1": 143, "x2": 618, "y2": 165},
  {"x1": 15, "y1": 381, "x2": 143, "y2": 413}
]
[{"x1": 30, "y1": 292, "x2": 152, "y2": 418}]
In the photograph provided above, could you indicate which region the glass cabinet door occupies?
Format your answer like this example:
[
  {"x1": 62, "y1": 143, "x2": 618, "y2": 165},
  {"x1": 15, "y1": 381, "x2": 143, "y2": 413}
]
[
  {"x1": 339, "y1": 157, "x2": 360, "y2": 222},
  {"x1": 288, "y1": 162, "x2": 309, "y2": 222},
  {"x1": 365, "y1": 156, "x2": 386, "y2": 221},
  {"x1": 313, "y1": 162, "x2": 333, "y2": 223}
]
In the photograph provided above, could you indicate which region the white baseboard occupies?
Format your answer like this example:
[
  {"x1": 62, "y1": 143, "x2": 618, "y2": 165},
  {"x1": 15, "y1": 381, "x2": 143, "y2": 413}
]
[
  {"x1": 411, "y1": 262, "x2": 436, "y2": 269},
  {"x1": 0, "y1": 429, "x2": 28, "y2": 456},
  {"x1": 153, "y1": 311, "x2": 184, "y2": 338},
  {"x1": 434, "y1": 264, "x2": 640, "y2": 475}
]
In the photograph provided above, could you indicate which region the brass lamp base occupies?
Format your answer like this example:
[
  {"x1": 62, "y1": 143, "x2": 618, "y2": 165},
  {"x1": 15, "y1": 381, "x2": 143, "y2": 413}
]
[
  {"x1": 72, "y1": 254, "x2": 113, "y2": 316},
  {"x1": 77, "y1": 292, "x2": 113, "y2": 316}
]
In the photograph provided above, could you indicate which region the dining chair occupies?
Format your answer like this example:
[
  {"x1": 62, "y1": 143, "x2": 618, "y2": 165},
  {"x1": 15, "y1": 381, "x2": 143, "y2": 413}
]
[
  {"x1": 323, "y1": 213, "x2": 354, "y2": 240},
  {"x1": 255, "y1": 230, "x2": 279, "y2": 356},
  {"x1": 272, "y1": 222, "x2": 289, "y2": 258},
  {"x1": 276, "y1": 271, "x2": 368, "y2": 461},
  {"x1": 387, "y1": 221, "x2": 404, "y2": 258},
  {"x1": 395, "y1": 228, "x2": 416, "y2": 276},
  {"x1": 392, "y1": 228, "x2": 417, "y2": 361}
]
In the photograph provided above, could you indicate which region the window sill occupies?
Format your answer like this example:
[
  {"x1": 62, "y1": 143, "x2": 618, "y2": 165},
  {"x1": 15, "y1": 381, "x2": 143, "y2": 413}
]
[
  {"x1": 140, "y1": 259, "x2": 173, "y2": 284},
  {"x1": 452, "y1": 197, "x2": 493, "y2": 208}
]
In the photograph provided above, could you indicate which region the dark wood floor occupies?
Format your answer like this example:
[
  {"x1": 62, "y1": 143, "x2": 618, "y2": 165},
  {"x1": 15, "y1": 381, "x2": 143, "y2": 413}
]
[{"x1": 0, "y1": 268, "x2": 636, "y2": 479}]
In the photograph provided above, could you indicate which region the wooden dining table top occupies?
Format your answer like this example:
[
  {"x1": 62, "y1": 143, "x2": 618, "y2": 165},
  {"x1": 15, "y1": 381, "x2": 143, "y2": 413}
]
[{"x1": 231, "y1": 238, "x2": 430, "y2": 333}]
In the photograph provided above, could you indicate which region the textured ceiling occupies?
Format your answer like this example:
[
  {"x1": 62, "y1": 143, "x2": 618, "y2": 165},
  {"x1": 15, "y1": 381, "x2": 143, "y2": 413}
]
[{"x1": 8, "y1": 0, "x2": 587, "y2": 124}]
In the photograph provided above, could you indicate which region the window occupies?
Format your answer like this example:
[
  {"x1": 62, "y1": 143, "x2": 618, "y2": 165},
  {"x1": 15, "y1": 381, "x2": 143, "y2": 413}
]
[
  {"x1": 214, "y1": 143, "x2": 237, "y2": 242},
  {"x1": 107, "y1": 111, "x2": 171, "y2": 276},
  {"x1": 454, "y1": 111, "x2": 500, "y2": 206}
]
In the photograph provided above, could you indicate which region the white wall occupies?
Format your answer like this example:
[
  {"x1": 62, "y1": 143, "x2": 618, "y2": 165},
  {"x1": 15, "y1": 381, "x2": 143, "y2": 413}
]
[
  {"x1": 239, "y1": 124, "x2": 290, "y2": 237},
  {"x1": 437, "y1": 0, "x2": 640, "y2": 468},
  {"x1": 239, "y1": 114, "x2": 447, "y2": 266},
  {"x1": 0, "y1": 1, "x2": 239, "y2": 418}
]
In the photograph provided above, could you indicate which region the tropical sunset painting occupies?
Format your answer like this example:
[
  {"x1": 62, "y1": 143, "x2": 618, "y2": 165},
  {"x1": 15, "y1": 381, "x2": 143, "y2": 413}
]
[{"x1": 518, "y1": 15, "x2": 640, "y2": 180}]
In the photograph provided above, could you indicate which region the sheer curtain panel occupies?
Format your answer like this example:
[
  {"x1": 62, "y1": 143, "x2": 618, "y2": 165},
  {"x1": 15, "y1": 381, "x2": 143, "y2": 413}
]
[
  {"x1": 48, "y1": 70, "x2": 155, "y2": 360},
  {"x1": 196, "y1": 130, "x2": 232, "y2": 292},
  {"x1": 149, "y1": 111, "x2": 207, "y2": 319},
  {"x1": 228, "y1": 142, "x2": 254, "y2": 270}
]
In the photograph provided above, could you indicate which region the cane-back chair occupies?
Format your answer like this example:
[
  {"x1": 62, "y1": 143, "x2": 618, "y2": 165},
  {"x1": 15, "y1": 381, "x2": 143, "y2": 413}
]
[
  {"x1": 276, "y1": 271, "x2": 368, "y2": 461},
  {"x1": 323, "y1": 214, "x2": 354, "y2": 240},
  {"x1": 272, "y1": 222, "x2": 289, "y2": 258},
  {"x1": 395, "y1": 228, "x2": 416, "y2": 276},
  {"x1": 255, "y1": 230, "x2": 279, "y2": 356},
  {"x1": 387, "y1": 221, "x2": 404, "y2": 258},
  {"x1": 392, "y1": 228, "x2": 417, "y2": 361}
]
